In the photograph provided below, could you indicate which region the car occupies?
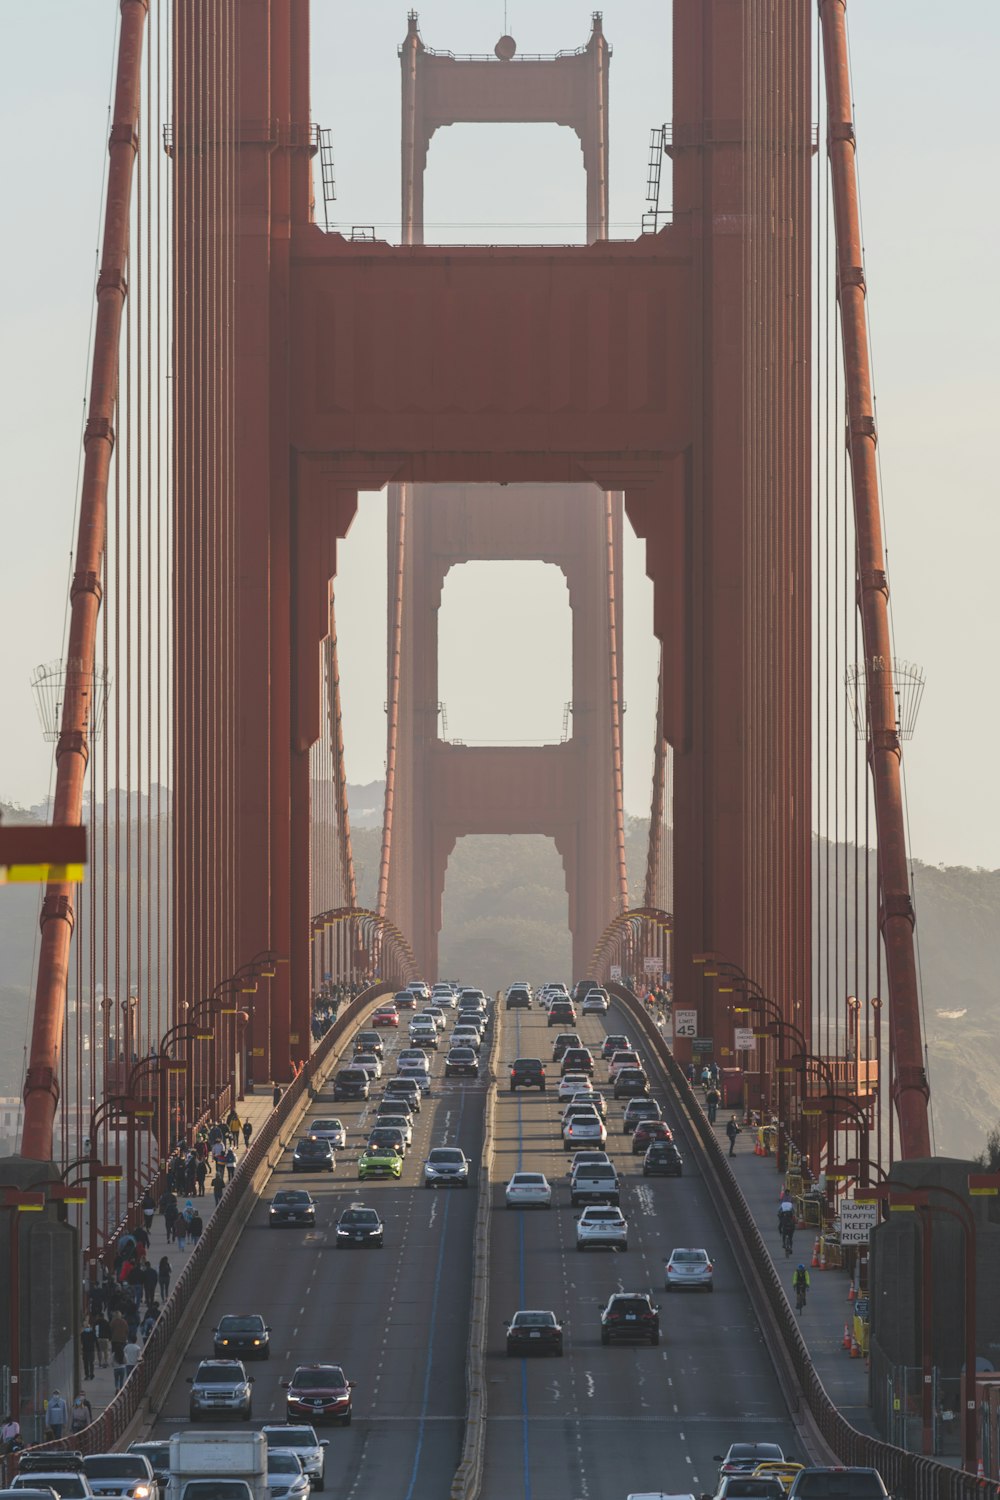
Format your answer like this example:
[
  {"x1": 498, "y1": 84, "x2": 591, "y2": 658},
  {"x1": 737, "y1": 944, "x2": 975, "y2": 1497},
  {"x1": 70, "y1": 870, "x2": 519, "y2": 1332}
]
[
  {"x1": 264, "y1": 1452, "x2": 309, "y2": 1500},
  {"x1": 187, "y1": 1358, "x2": 254, "y2": 1420},
  {"x1": 506, "y1": 986, "x2": 532, "y2": 1010},
  {"x1": 397, "y1": 1055, "x2": 433, "y2": 1090},
  {"x1": 451, "y1": 1027, "x2": 482, "y2": 1053},
  {"x1": 357, "y1": 1144, "x2": 403, "y2": 1180},
  {"x1": 423, "y1": 1146, "x2": 470, "y2": 1187},
  {"x1": 126, "y1": 1446, "x2": 169, "y2": 1489},
  {"x1": 374, "y1": 1112, "x2": 413, "y2": 1145},
  {"x1": 260, "y1": 1427, "x2": 329, "y2": 1492},
  {"x1": 622, "y1": 1098, "x2": 663, "y2": 1134},
  {"x1": 458, "y1": 989, "x2": 487, "y2": 1012},
  {"x1": 613, "y1": 1067, "x2": 650, "y2": 1099},
  {"x1": 551, "y1": 1034, "x2": 583, "y2": 1063},
  {"x1": 420, "y1": 1006, "x2": 447, "y2": 1030},
  {"x1": 82, "y1": 1457, "x2": 157, "y2": 1500},
  {"x1": 407, "y1": 980, "x2": 431, "y2": 1000},
  {"x1": 570, "y1": 1160, "x2": 620, "y2": 1206},
  {"x1": 393, "y1": 989, "x2": 417, "y2": 1009},
  {"x1": 333, "y1": 1067, "x2": 370, "y2": 1102},
  {"x1": 601, "y1": 1033, "x2": 631, "y2": 1059},
  {"x1": 509, "y1": 1058, "x2": 546, "y2": 1091},
  {"x1": 644, "y1": 1140, "x2": 684, "y2": 1177},
  {"x1": 560, "y1": 1047, "x2": 595, "y2": 1077},
  {"x1": 751, "y1": 1462, "x2": 805, "y2": 1494},
  {"x1": 558, "y1": 1072, "x2": 591, "y2": 1100},
  {"x1": 431, "y1": 984, "x2": 458, "y2": 1008},
  {"x1": 568, "y1": 1089, "x2": 607, "y2": 1120},
  {"x1": 408, "y1": 1023, "x2": 439, "y2": 1051},
  {"x1": 335, "y1": 1203, "x2": 385, "y2": 1248},
  {"x1": 384, "y1": 1078, "x2": 422, "y2": 1111},
  {"x1": 706, "y1": 1483, "x2": 785, "y2": 1500},
  {"x1": 631, "y1": 1118, "x2": 673, "y2": 1153},
  {"x1": 785, "y1": 1470, "x2": 889, "y2": 1499},
  {"x1": 366, "y1": 1125, "x2": 406, "y2": 1157},
  {"x1": 371, "y1": 1006, "x2": 399, "y2": 1028},
  {"x1": 547, "y1": 1001, "x2": 576, "y2": 1026},
  {"x1": 269, "y1": 1188, "x2": 317, "y2": 1227},
  {"x1": 292, "y1": 1138, "x2": 335, "y2": 1173},
  {"x1": 353, "y1": 1050, "x2": 383, "y2": 1078},
  {"x1": 505, "y1": 1171, "x2": 553, "y2": 1209},
  {"x1": 353, "y1": 1030, "x2": 384, "y2": 1058},
  {"x1": 714, "y1": 1446, "x2": 787, "y2": 1484},
  {"x1": 213, "y1": 1312, "x2": 271, "y2": 1360},
  {"x1": 608, "y1": 1049, "x2": 641, "y2": 1078},
  {"x1": 576, "y1": 1205, "x2": 628, "y2": 1251},
  {"x1": 374, "y1": 1098, "x2": 414, "y2": 1128},
  {"x1": 445, "y1": 1047, "x2": 479, "y2": 1077},
  {"x1": 307, "y1": 1118, "x2": 347, "y2": 1150},
  {"x1": 665, "y1": 1246, "x2": 714, "y2": 1291},
  {"x1": 581, "y1": 989, "x2": 609, "y2": 1013},
  {"x1": 568, "y1": 1149, "x2": 610, "y2": 1173},
  {"x1": 599, "y1": 1291, "x2": 660, "y2": 1345},
  {"x1": 563, "y1": 1109, "x2": 607, "y2": 1150},
  {"x1": 504, "y1": 1309, "x2": 563, "y2": 1356},
  {"x1": 281, "y1": 1364, "x2": 355, "y2": 1426},
  {"x1": 9, "y1": 1457, "x2": 93, "y2": 1500}
]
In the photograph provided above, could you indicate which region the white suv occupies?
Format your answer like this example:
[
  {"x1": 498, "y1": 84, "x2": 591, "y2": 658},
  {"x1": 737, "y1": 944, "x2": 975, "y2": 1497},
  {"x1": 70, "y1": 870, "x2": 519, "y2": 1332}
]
[{"x1": 576, "y1": 1205, "x2": 629, "y2": 1252}]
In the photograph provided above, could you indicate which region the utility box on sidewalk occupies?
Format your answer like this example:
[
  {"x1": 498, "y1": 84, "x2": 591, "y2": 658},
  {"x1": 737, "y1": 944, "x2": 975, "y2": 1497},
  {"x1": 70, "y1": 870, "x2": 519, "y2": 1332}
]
[{"x1": 719, "y1": 1067, "x2": 743, "y2": 1107}]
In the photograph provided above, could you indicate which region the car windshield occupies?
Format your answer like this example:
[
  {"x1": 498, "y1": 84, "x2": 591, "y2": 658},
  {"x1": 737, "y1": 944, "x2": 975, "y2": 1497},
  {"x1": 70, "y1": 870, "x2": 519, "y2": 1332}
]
[
  {"x1": 610, "y1": 1298, "x2": 651, "y2": 1314},
  {"x1": 672, "y1": 1251, "x2": 708, "y2": 1263},
  {"x1": 196, "y1": 1365, "x2": 244, "y2": 1383},
  {"x1": 85, "y1": 1460, "x2": 147, "y2": 1478},
  {"x1": 511, "y1": 1174, "x2": 545, "y2": 1185},
  {"x1": 266, "y1": 1456, "x2": 300, "y2": 1475},
  {"x1": 293, "y1": 1367, "x2": 344, "y2": 1389},
  {"x1": 513, "y1": 1312, "x2": 556, "y2": 1327},
  {"x1": 312, "y1": 1120, "x2": 341, "y2": 1131},
  {"x1": 341, "y1": 1210, "x2": 378, "y2": 1225},
  {"x1": 575, "y1": 1163, "x2": 615, "y2": 1178},
  {"x1": 450, "y1": 1048, "x2": 475, "y2": 1058},
  {"x1": 130, "y1": 1446, "x2": 169, "y2": 1468},
  {"x1": 723, "y1": 1486, "x2": 784, "y2": 1499},
  {"x1": 218, "y1": 1316, "x2": 265, "y2": 1332},
  {"x1": 585, "y1": 1210, "x2": 622, "y2": 1221},
  {"x1": 296, "y1": 1141, "x2": 326, "y2": 1153},
  {"x1": 791, "y1": 1480, "x2": 885, "y2": 1498},
  {"x1": 730, "y1": 1446, "x2": 784, "y2": 1460},
  {"x1": 274, "y1": 1192, "x2": 310, "y2": 1205},
  {"x1": 380, "y1": 1116, "x2": 409, "y2": 1128},
  {"x1": 15, "y1": 1482, "x2": 87, "y2": 1498},
  {"x1": 264, "y1": 1430, "x2": 317, "y2": 1447},
  {"x1": 429, "y1": 1149, "x2": 464, "y2": 1163}
]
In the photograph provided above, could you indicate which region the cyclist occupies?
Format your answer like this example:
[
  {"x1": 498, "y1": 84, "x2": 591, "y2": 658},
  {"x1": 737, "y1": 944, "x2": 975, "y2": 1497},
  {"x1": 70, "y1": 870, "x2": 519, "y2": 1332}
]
[
  {"x1": 779, "y1": 1213, "x2": 796, "y2": 1257},
  {"x1": 793, "y1": 1262, "x2": 810, "y2": 1312}
]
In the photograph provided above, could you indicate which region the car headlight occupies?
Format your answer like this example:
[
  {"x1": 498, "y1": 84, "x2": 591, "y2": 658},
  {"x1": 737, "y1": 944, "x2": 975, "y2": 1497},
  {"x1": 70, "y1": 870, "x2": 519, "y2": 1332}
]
[
  {"x1": 252, "y1": 1338, "x2": 261, "y2": 1345},
  {"x1": 337, "y1": 1227, "x2": 349, "y2": 1236},
  {"x1": 134, "y1": 1486, "x2": 151, "y2": 1497}
]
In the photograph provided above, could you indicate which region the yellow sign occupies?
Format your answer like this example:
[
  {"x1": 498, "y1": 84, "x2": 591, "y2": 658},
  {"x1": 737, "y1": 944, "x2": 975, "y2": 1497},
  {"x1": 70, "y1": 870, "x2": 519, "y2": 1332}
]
[
  {"x1": 0, "y1": 862, "x2": 85, "y2": 885},
  {"x1": 251, "y1": 1047, "x2": 265, "y2": 1058}
]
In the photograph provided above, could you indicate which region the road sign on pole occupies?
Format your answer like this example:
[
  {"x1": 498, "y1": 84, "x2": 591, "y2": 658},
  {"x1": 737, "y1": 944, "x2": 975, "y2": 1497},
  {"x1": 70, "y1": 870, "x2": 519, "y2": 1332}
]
[
  {"x1": 674, "y1": 1009, "x2": 697, "y2": 1039},
  {"x1": 734, "y1": 1027, "x2": 757, "y2": 1051},
  {"x1": 839, "y1": 1199, "x2": 878, "y2": 1245},
  {"x1": 610, "y1": 965, "x2": 622, "y2": 981}
]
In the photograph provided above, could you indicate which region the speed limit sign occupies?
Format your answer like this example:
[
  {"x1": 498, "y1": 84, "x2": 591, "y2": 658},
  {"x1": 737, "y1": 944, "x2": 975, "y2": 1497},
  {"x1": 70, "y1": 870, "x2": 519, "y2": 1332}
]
[{"x1": 674, "y1": 1009, "x2": 697, "y2": 1039}]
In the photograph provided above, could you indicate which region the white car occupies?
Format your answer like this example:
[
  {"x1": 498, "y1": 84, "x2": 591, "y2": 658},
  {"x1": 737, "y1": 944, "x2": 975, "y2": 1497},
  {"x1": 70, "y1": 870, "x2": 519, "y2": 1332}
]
[
  {"x1": 558, "y1": 1072, "x2": 591, "y2": 1100},
  {"x1": 308, "y1": 1117, "x2": 347, "y2": 1149},
  {"x1": 664, "y1": 1247, "x2": 714, "y2": 1292},
  {"x1": 562, "y1": 1108, "x2": 608, "y2": 1152},
  {"x1": 266, "y1": 1451, "x2": 310, "y2": 1500},
  {"x1": 353, "y1": 1050, "x2": 383, "y2": 1079},
  {"x1": 576, "y1": 1205, "x2": 629, "y2": 1251},
  {"x1": 431, "y1": 985, "x2": 458, "y2": 1008},
  {"x1": 408, "y1": 980, "x2": 431, "y2": 1000},
  {"x1": 582, "y1": 989, "x2": 610, "y2": 1014},
  {"x1": 505, "y1": 1172, "x2": 553, "y2": 1209},
  {"x1": 420, "y1": 1006, "x2": 447, "y2": 1031},
  {"x1": 451, "y1": 1026, "x2": 482, "y2": 1053},
  {"x1": 376, "y1": 1113, "x2": 413, "y2": 1146},
  {"x1": 397, "y1": 1055, "x2": 433, "y2": 1091},
  {"x1": 568, "y1": 1089, "x2": 607, "y2": 1121},
  {"x1": 608, "y1": 1049, "x2": 642, "y2": 1079}
]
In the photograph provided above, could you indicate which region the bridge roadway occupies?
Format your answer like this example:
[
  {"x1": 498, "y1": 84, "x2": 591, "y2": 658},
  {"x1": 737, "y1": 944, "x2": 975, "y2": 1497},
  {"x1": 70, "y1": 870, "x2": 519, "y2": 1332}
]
[{"x1": 146, "y1": 995, "x2": 801, "y2": 1497}]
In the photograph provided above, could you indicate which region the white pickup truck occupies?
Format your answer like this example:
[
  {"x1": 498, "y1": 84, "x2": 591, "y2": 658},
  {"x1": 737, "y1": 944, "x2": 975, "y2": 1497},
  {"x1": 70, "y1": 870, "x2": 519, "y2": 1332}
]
[
  {"x1": 165, "y1": 1431, "x2": 268, "y2": 1500},
  {"x1": 569, "y1": 1160, "x2": 621, "y2": 1207}
]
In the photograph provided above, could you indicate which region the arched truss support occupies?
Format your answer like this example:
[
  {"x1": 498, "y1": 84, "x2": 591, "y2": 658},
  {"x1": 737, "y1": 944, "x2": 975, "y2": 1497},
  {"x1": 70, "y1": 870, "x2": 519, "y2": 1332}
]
[
  {"x1": 309, "y1": 906, "x2": 419, "y2": 991},
  {"x1": 589, "y1": 906, "x2": 673, "y2": 987}
]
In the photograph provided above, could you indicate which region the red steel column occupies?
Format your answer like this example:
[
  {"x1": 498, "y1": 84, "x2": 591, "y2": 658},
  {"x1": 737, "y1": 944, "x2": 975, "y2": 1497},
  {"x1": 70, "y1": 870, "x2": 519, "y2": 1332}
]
[
  {"x1": 819, "y1": 0, "x2": 930, "y2": 1157},
  {"x1": 22, "y1": 0, "x2": 149, "y2": 1159}
]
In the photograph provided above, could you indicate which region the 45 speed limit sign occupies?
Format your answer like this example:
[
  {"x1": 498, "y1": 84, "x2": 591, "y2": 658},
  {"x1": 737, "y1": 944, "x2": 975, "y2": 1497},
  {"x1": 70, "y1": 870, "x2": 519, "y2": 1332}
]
[{"x1": 674, "y1": 1009, "x2": 697, "y2": 1038}]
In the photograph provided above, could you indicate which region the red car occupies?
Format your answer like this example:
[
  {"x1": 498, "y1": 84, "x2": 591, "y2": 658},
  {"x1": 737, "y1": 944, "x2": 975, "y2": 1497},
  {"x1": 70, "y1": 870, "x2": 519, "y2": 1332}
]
[
  {"x1": 372, "y1": 1006, "x2": 399, "y2": 1028},
  {"x1": 631, "y1": 1119, "x2": 673, "y2": 1154},
  {"x1": 281, "y1": 1363, "x2": 355, "y2": 1425}
]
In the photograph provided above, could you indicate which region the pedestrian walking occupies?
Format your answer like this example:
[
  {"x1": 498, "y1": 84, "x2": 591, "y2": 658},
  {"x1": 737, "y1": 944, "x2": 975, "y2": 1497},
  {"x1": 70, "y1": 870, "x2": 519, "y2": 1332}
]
[
  {"x1": 705, "y1": 1086, "x2": 720, "y2": 1124},
  {"x1": 124, "y1": 1338, "x2": 142, "y2": 1374},
  {"x1": 195, "y1": 1157, "x2": 208, "y2": 1196},
  {"x1": 242, "y1": 1119, "x2": 253, "y2": 1149},
  {"x1": 45, "y1": 1390, "x2": 68, "y2": 1440},
  {"x1": 189, "y1": 1209, "x2": 203, "y2": 1245},
  {"x1": 109, "y1": 1311, "x2": 129, "y2": 1364},
  {"x1": 70, "y1": 1392, "x2": 92, "y2": 1436},
  {"x1": 685, "y1": 1062, "x2": 696, "y2": 1085},
  {"x1": 212, "y1": 1173, "x2": 225, "y2": 1205},
  {"x1": 1, "y1": 1415, "x2": 21, "y2": 1454},
  {"x1": 175, "y1": 1216, "x2": 188, "y2": 1253},
  {"x1": 94, "y1": 1313, "x2": 110, "y2": 1370},
  {"x1": 272, "y1": 1082, "x2": 282, "y2": 1107},
  {"x1": 112, "y1": 1352, "x2": 127, "y2": 1393},
  {"x1": 142, "y1": 1187, "x2": 156, "y2": 1234},
  {"x1": 158, "y1": 1254, "x2": 172, "y2": 1303},
  {"x1": 726, "y1": 1115, "x2": 741, "y2": 1156},
  {"x1": 227, "y1": 1110, "x2": 241, "y2": 1146},
  {"x1": 80, "y1": 1318, "x2": 97, "y2": 1380},
  {"x1": 140, "y1": 1306, "x2": 157, "y2": 1341},
  {"x1": 224, "y1": 1147, "x2": 237, "y2": 1182}
]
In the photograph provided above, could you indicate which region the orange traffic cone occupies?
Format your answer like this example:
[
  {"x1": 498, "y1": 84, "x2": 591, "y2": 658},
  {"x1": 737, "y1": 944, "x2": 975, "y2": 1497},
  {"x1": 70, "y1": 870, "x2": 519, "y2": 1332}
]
[
  {"x1": 848, "y1": 1282, "x2": 857, "y2": 1302},
  {"x1": 811, "y1": 1237, "x2": 820, "y2": 1268},
  {"x1": 975, "y1": 1458, "x2": 984, "y2": 1479},
  {"x1": 819, "y1": 1238, "x2": 827, "y2": 1270},
  {"x1": 842, "y1": 1322, "x2": 851, "y2": 1350},
  {"x1": 850, "y1": 1335, "x2": 861, "y2": 1359}
]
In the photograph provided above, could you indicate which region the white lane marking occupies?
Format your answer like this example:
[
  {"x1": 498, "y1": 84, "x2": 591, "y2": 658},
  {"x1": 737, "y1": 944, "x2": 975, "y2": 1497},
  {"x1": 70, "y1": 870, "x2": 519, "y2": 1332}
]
[
  {"x1": 428, "y1": 1197, "x2": 438, "y2": 1230},
  {"x1": 583, "y1": 1370, "x2": 595, "y2": 1400}
]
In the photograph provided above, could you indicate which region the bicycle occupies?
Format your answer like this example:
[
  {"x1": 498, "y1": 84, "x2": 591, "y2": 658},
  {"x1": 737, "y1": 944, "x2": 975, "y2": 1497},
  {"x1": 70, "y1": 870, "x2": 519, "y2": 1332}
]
[
  {"x1": 794, "y1": 1279, "x2": 808, "y2": 1313},
  {"x1": 780, "y1": 1221, "x2": 795, "y2": 1258}
]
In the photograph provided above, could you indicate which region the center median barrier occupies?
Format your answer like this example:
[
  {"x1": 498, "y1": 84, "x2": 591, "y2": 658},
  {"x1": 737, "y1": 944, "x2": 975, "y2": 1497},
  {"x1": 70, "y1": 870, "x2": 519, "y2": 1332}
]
[
  {"x1": 607, "y1": 982, "x2": 983, "y2": 1500},
  {"x1": 449, "y1": 994, "x2": 501, "y2": 1500},
  {"x1": 5, "y1": 980, "x2": 393, "y2": 1476}
]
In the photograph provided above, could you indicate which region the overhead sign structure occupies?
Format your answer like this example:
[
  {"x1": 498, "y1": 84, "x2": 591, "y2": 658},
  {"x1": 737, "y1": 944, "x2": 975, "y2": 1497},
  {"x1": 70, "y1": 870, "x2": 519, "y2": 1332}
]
[
  {"x1": 734, "y1": 1027, "x2": 757, "y2": 1051},
  {"x1": 674, "y1": 1009, "x2": 697, "y2": 1039},
  {"x1": 839, "y1": 1199, "x2": 878, "y2": 1245}
]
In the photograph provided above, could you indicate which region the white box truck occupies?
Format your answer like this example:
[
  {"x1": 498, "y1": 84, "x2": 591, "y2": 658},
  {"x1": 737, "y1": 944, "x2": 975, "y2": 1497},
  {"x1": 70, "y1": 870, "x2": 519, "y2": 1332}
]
[{"x1": 166, "y1": 1431, "x2": 268, "y2": 1500}]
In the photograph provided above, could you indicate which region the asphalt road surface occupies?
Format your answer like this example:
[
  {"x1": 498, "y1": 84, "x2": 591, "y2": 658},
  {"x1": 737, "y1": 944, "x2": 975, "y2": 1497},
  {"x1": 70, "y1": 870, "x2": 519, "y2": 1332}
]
[
  {"x1": 149, "y1": 1004, "x2": 485, "y2": 1500},
  {"x1": 480, "y1": 1001, "x2": 800, "y2": 1500}
]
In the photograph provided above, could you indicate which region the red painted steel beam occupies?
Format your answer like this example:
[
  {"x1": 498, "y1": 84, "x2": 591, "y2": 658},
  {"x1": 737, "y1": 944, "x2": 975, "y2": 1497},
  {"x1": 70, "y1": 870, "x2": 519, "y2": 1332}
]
[
  {"x1": 819, "y1": 0, "x2": 931, "y2": 1158},
  {"x1": 21, "y1": 0, "x2": 149, "y2": 1161}
]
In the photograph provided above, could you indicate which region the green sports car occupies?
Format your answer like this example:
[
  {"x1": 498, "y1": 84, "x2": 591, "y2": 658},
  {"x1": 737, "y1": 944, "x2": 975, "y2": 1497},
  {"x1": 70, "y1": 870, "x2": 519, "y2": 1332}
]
[{"x1": 357, "y1": 1145, "x2": 403, "y2": 1180}]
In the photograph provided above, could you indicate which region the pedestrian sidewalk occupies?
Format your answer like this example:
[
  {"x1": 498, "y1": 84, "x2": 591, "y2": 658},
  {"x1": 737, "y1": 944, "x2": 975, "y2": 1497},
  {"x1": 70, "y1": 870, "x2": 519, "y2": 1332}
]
[
  {"x1": 705, "y1": 1104, "x2": 879, "y2": 1441},
  {"x1": 81, "y1": 1090, "x2": 279, "y2": 1419}
]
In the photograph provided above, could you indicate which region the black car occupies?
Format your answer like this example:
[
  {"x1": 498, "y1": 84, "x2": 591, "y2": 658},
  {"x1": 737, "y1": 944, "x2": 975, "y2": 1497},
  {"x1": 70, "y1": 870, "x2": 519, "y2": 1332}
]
[
  {"x1": 786, "y1": 1470, "x2": 889, "y2": 1499},
  {"x1": 613, "y1": 1068, "x2": 650, "y2": 1099},
  {"x1": 333, "y1": 1067, "x2": 370, "y2": 1102},
  {"x1": 269, "y1": 1189, "x2": 317, "y2": 1227},
  {"x1": 509, "y1": 1058, "x2": 546, "y2": 1092},
  {"x1": 445, "y1": 1047, "x2": 479, "y2": 1077},
  {"x1": 292, "y1": 1138, "x2": 335, "y2": 1173},
  {"x1": 384, "y1": 1078, "x2": 422, "y2": 1112},
  {"x1": 547, "y1": 1001, "x2": 576, "y2": 1027},
  {"x1": 601, "y1": 1033, "x2": 631, "y2": 1060},
  {"x1": 505, "y1": 1309, "x2": 564, "y2": 1357},
  {"x1": 393, "y1": 989, "x2": 417, "y2": 1010},
  {"x1": 622, "y1": 1097, "x2": 662, "y2": 1134},
  {"x1": 714, "y1": 1444, "x2": 786, "y2": 1483},
  {"x1": 366, "y1": 1126, "x2": 405, "y2": 1157},
  {"x1": 213, "y1": 1312, "x2": 271, "y2": 1360},
  {"x1": 560, "y1": 1047, "x2": 595, "y2": 1077},
  {"x1": 506, "y1": 987, "x2": 531, "y2": 1010},
  {"x1": 599, "y1": 1291, "x2": 660, "y2": 1345},
  {"x1": 375, "y1": 1097, "x2": 414, "y2": 1123},
  {"x1": 353, "y1": 1030, "x2": 384, "y2": 1058},
  {"x1": 643, "y1": 1140, "x2": 684, "y2": 1176},
  {"x1": 335, "y1": 1203, "x2": 385, "y2": 1249}
]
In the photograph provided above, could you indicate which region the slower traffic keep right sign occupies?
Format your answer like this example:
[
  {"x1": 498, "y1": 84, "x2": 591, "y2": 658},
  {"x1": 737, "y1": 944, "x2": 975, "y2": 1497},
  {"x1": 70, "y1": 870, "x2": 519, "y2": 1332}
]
[{"x1": 839, "y1": 1198, "x2": 878, "y2": 1245}]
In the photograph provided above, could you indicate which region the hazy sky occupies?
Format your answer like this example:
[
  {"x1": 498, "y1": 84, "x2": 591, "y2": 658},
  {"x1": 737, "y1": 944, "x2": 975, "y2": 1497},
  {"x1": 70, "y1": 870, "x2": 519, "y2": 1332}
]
[{"x1": 0, "y1": 3, "x2": 997, "y2": 869}]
